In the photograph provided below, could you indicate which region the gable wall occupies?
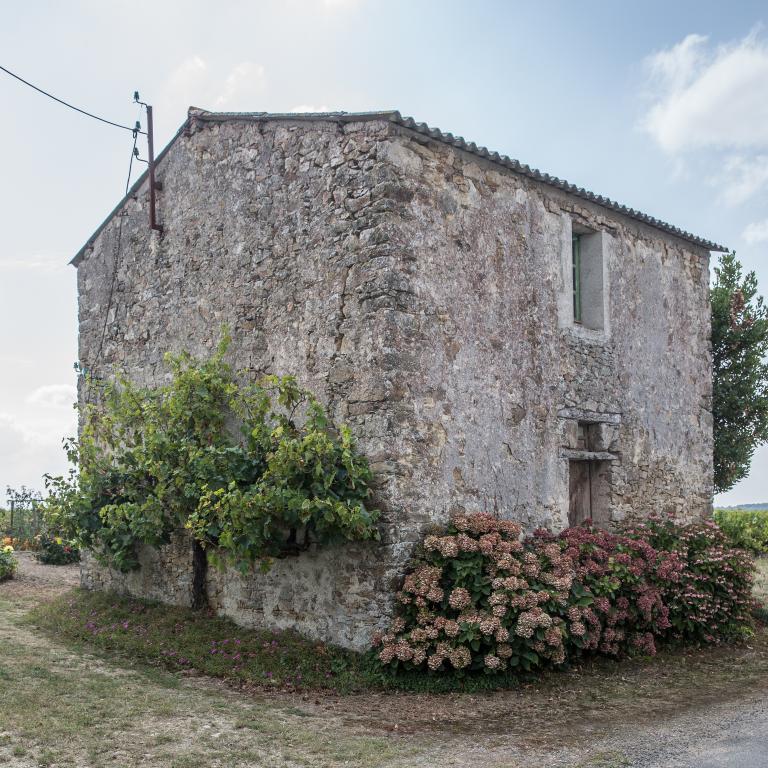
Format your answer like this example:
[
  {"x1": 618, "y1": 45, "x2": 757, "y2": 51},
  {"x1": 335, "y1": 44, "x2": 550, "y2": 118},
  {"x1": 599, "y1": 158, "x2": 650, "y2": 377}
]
[{"x1": 77, "y1": 117, "x2": 414, "y2": 648}]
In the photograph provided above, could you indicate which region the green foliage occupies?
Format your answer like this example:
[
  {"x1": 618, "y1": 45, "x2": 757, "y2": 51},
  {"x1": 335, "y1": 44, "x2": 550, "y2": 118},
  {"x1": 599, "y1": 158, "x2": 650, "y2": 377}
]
[
  {"x1": 0, "y1": 544, "x2": 17, "y2": 581},
  {"x1": 714, "y1": 508, "x2": 768, "y2": 555},
  {"x1": 42, "y1": 335, "x2": 379, "y2": 572},
  {"x1": 187, "y1": 377, "x2": 377, "y2": 571},
  {"x1": 35, "y1": 533, "x2": 80, "y2": 565},
  {"x1": 711, "y1": 252, "x2": 768, "y2": 493},
  {"x1": 29, "y1": 589, "x2": 529, "y2": 694}
]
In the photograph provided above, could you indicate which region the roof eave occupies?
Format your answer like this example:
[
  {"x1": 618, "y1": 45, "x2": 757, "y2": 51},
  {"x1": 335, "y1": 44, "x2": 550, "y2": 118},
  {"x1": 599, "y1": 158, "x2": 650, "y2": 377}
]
[
  {"x1": 70, "y1": 118, "x2": 192, "y2": 267},
  {"x1": 70, "y1": 108, "x2": 728, "y2": 267}
]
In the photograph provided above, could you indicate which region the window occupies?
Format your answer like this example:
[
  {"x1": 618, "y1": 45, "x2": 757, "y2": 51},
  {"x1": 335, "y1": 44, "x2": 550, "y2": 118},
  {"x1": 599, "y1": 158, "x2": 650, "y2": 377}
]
[
  {"x1": 569, "y1": 223, "x2": 606, "y2": 331},
  {"x1": 572, "y1": 234, "x2": 582, "y2": 323}
]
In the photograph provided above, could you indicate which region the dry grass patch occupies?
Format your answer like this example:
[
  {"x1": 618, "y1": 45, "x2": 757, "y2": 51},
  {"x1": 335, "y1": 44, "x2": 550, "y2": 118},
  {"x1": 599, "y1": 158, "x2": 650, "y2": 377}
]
[
  {"x1": 3, "y1": 547, "x2": 768, "y2": 767},
  {"x1": 0, "y1": 555, "x2": 423, "y2": 768},
  {"x1": 753, "y1": 556, "x2": 768, "y2": 606},
  {"x1": 0, "y1": 592, "x2": 424, "y2": 767}
]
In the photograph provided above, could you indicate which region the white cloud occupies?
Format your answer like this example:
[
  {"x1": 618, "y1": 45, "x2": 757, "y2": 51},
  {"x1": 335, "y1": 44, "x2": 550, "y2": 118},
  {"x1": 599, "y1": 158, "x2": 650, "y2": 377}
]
[
  {"x1": 0, "y1": 413, "x2": 34, "y2": 451},
  {"x1": 642, "y1": 31, "x2": 768, "y2": 153},
  {"x1": 164, "y1": 55, "x2": 208, "y2": 100},
  {"x1": 743, "y1": 218, "x2": 768, "y2": 244},
  {"x1": 157, "y1": 57, "x2": 267, "y2": 138},
  {"x1": 646, "y1": 33, "x2": 708, "y2": 95},
  {"x1": 214, "y1": 62, "x2": 267, "y2": 108},
  {"x1": 289, "y1": 104, "x2": 331, "y2": 113},
  {"x1": 0, "y1": 253, "x2": 69, "y2": 272},
  {"x1": 0, "y1": 411, "x2": 74, "y2": 494},
  {"x1": 26, "y1": 384, "x2": 77, "y2": 410},
  {"x1": 713, "y1": 155, "x2": 768, "y2": 206}
]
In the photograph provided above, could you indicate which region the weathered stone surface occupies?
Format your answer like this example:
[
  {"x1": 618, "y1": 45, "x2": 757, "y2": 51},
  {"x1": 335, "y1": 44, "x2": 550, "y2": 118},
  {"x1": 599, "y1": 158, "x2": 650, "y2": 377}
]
[
  {"x1": 206, "y1": 544, "x2": 398, "y2": 650},
  {"x1": 80, "y1": 530, "x2": 196, "y2": 606},
  {"x1": 74, "y1": 112, "x2": 713, "y2": 649}
]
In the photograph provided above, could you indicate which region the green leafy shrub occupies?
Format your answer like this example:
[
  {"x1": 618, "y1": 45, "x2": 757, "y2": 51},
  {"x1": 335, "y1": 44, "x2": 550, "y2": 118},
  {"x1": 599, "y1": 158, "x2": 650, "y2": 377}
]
[
  {"x1": 0, "y1": 544, "x2": 17, "y2": 581},
  {"x1": 43, "y1": 335, "x2": 379, "y2": 573},
  {"x1": 375, "y1": 513, "x2": 754, "y2": 676},
  {"x1": 35, "y1": 533, "x2": 80, "y2": 565},
  {"x1": 713, "y1": 508, "x2": 768, "y2": 555}
]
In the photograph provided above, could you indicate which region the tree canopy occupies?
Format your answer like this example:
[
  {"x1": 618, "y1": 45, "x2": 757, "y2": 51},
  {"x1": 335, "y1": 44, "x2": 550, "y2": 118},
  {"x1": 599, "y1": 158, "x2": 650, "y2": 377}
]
[{"x1": 711, "y1": 252, "x2": 768, "y2": 494}]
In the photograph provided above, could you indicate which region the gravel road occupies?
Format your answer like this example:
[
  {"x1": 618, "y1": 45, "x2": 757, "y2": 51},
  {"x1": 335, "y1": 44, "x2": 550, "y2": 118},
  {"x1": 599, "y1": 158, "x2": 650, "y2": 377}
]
[{"x1": 595, "y1": 691, "x2": 768, "y2": 768}]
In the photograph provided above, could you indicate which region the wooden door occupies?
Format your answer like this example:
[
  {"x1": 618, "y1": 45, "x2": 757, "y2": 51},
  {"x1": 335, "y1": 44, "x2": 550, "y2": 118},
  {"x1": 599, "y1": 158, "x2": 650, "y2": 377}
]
[{"x1": 568, "y1": 460, "x2": 592, "y2": 527}]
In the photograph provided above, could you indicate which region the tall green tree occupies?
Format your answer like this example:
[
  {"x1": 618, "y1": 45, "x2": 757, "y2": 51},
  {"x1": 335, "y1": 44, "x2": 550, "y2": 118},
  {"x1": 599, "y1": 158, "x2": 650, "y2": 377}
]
[{"x1": 711, "y1": 252, "x2": 768, "y2": 493}]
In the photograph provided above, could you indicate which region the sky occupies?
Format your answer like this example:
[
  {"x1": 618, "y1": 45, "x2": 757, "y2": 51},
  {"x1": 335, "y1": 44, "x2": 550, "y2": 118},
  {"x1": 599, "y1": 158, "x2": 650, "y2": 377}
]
[{"x1": 1, "y1": 0, "x2": 767, "y2": 506}]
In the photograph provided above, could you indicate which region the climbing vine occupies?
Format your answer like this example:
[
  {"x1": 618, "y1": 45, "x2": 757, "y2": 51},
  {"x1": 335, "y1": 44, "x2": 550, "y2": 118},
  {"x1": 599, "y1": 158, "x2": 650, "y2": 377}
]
[{"x1": 43, "y1": 335, "x2": 379, "y2": 572}]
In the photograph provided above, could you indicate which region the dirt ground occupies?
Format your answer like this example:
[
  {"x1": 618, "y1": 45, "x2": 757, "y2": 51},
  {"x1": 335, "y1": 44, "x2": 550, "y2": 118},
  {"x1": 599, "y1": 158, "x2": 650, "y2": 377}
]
[
  {"x1": 5, "y1": 552, "x2": 80, "y2": 596},
  {"x1": 1, "y1": 554, "x2": 767, "y2": 767}
]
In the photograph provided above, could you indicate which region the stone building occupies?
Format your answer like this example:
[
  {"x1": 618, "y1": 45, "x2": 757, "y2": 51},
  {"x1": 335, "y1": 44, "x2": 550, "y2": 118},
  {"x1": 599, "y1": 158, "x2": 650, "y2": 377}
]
[{"x1": 73, "y1": 109, "x2": 725, "y2": 649}]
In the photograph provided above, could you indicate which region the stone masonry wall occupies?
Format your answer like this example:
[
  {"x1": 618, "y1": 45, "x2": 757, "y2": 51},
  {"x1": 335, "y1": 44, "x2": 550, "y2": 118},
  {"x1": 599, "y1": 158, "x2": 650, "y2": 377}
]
[
  {"x1": 76, "y1": 114, "x2": 713, "y2": 649},
  {"x1": 77, "y1": 116, "x2": 415, "y2": 648},
  {"x1": 376, "y1": 125, "x2": 713, "y2": 530}
]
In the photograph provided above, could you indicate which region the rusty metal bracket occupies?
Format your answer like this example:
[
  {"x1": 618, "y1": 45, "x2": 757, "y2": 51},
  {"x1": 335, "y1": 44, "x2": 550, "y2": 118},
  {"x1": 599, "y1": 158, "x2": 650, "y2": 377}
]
[{"x1": 146, "y1": 105, "x2": 162, "y2": 233}]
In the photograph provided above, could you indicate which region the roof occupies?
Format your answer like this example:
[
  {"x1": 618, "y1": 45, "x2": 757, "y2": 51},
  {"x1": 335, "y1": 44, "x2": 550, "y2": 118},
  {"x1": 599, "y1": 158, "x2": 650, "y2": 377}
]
[{"x1": 71, "y1": 108, "x2": 727, "y2": 265}]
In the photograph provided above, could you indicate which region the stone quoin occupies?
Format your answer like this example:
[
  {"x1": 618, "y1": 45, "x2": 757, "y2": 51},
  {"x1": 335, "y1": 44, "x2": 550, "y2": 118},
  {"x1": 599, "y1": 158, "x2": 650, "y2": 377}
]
[{"x1": 72, "y1": 109, "x2": 724, "y2": 649}]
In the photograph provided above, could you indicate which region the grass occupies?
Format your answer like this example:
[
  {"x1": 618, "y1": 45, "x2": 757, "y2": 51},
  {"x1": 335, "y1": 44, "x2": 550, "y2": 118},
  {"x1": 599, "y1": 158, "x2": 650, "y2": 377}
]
[
  {"x1": 753, "y1": 556, "x2": 768, "y2": 618},
  {"x1": 2, "y1": 554, "x2": 768, "y2": 767},
  {"x1": 28, "y1": 589, "x2": 377, "y2": 692},
  {"x1": 17, "y1": 587, "x2": 768, "y2": 768},
  {"x1": 24, "y1": 551, "x2": 768, "y2": 699},
  {"x1": 0, "y1": 591, "x2": 421, "y2": 768},
  {"x1": 25, "y1": 590, "x2": 539, "y2": 695}
]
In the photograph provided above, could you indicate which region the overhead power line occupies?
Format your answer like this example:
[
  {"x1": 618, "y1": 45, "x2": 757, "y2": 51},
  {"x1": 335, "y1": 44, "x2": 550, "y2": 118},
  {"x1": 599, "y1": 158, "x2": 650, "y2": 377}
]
[{"x1": 0, "y1": 64, "x2": 147, "y2": 134}]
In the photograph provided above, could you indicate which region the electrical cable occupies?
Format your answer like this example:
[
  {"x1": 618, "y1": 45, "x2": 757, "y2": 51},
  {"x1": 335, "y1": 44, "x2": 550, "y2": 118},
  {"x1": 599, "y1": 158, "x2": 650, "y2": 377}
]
[
  {"x1": 126, "y1": 133, "x2": 139, "y2": 194},
  {"x1": 125, "y1": 110, "x2": 146, "y2": 194},
  {"x1": 1, "y1": 66, "x2": 156, "y2": 381},
  {"x1": 0, "y1": 64, "x2": 147, "y2": 134},
  {"x1": 93, "y1": 131, "x2": 141, "y2": 369}
]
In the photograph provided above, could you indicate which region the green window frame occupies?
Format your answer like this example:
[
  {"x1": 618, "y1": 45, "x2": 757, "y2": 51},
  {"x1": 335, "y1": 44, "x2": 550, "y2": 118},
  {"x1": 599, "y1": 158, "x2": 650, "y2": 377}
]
[{"x1": 572, "y1": 234, "x2": 582, "y2": 323}]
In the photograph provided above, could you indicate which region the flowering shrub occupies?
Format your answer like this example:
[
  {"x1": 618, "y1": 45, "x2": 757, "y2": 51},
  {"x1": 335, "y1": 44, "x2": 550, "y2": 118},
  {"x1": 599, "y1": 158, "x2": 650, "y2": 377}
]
[
  {"x1": 36, "y1": 533, "x2": 80, "y2": 566},
  {"x1": 5, "y1": 537, "x2": 37, "y2": 551},
  {"x1": 0, "y1": 544, "x2": 18, "y2": 581},
  {"x1": 552, "y1": 526, "x2": 678, "y2": 657},
  {"x1": 622, "y1": 517, "x2": 755, "y2": 645},
  {"x1": 375, "y1": 513, "x2": 571, "y2": 675},
  {"x1": 2, "y1": 535, "x2": 37, "y2": 551},
  {"x1": 375, "y1": 513, "x2": 755, "y2": 676}
]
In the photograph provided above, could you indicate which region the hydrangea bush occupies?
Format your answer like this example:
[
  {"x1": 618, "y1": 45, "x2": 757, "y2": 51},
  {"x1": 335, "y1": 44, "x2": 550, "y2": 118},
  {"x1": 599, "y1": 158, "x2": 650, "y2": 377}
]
[
  {"x1": 623, "y1": 517, "x2": 755, "y2": 644},
  {"x1": 0, "y1": 544, "x2": 18, "y2": 581},
  {"x1": 374, "y1": 513, "x2": 755, "y2": 676}
]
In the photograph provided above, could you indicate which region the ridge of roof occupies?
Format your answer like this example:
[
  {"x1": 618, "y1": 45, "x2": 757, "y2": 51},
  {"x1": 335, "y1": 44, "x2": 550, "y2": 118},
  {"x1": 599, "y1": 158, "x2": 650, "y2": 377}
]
[{"x1": 71, "y1": 108, "x2": 727, "y2": 266}]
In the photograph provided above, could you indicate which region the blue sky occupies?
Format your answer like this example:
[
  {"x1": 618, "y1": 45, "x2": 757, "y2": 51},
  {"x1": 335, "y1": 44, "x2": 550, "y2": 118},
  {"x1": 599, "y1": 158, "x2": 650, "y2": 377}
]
[{"x1": 1, "y1": 0, "x2": 766, "y2": 505}]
